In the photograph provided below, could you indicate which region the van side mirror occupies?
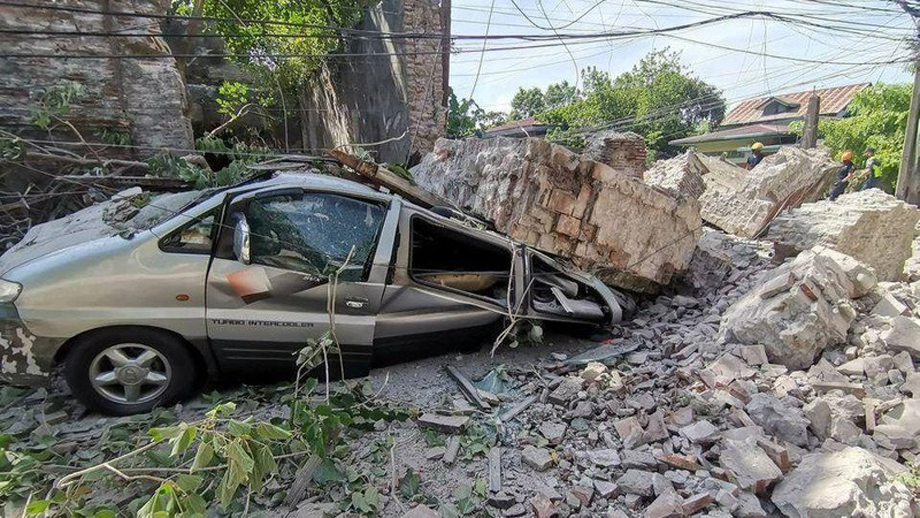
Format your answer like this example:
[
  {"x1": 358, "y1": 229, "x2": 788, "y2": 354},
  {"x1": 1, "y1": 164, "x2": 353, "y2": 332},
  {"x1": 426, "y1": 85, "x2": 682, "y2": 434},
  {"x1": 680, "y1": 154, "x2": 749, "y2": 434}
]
[{"x1": 232, "y1": 214, "x2": 250, "y2": 265}]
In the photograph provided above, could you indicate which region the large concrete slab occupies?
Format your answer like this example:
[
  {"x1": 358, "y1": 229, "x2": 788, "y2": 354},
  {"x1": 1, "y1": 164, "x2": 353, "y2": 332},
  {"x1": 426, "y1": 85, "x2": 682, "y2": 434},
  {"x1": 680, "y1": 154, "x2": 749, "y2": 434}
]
[
  {"x1": 767, "y1": 189, "x2": 920, "y2": 281},
  {"x1": 411, "y1": 137, "x2": 701, "y2": 292},
  {"x1": 697, "y1": 147, "x2": 838, "y2": 238}
]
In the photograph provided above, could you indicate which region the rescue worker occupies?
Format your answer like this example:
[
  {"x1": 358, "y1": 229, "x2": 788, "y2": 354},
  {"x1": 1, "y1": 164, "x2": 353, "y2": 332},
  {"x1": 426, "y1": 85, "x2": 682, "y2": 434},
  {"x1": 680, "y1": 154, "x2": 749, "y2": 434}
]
[
  {"x1": 860, "y1": 147, "x2": 881, "y2": 191},
  {"x1": 829, "y1": 150, "x2": 855, "y2": 200},
  {"x1": 746, "y1": 142, "x2": 765, "y2": 170}
]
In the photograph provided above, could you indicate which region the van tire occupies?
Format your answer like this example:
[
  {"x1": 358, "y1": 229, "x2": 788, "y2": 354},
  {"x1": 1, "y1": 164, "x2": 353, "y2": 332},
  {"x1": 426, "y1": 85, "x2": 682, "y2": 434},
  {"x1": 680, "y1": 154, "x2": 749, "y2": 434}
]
[{"x1": 64, "y1": 328, "x2": 196, "y2": 415}]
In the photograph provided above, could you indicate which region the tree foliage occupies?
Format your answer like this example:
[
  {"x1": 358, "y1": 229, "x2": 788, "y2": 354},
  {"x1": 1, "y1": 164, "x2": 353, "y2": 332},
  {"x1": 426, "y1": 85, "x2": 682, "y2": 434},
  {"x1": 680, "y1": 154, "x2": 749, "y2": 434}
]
[
  {"x1": 540, "y1": 49, "x2": 725, "y2": 155},
  {"x1": 791, "y1": 83, "x2": 910, "y2": 190},
  {"x1": 447, "y1": 88, "x2": 507, "y2": 138},
  {"x1": 173, "y1": 0, "x2": 372, "y2": 89},
  {"x1": 510, "y1": 87, "x2": 546, "y2": 119}
]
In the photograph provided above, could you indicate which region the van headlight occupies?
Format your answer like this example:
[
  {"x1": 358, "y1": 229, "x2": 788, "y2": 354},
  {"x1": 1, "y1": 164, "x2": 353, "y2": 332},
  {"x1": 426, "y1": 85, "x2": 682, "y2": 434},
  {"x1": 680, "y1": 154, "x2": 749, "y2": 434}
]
[{"x1": 0, "y1": 279, "x2": 22, "y2": 303}]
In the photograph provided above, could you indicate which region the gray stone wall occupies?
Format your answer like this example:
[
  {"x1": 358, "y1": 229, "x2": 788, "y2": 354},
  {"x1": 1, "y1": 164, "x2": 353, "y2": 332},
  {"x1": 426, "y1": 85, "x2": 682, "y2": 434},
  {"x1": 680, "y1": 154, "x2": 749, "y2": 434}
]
[{"x1": 0, "y1": 0, "x2": 194, "y2": 158}]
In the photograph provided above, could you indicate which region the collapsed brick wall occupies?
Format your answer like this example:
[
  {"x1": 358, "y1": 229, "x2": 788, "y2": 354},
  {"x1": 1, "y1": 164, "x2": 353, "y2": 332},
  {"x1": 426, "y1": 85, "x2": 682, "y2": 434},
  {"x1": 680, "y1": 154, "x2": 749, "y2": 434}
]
[
  {"x1": 412, "y1": 137, "x2": 701, "y2": 293},
  {"x1": 582, "y1": 131, "x2": 648, "y2": 179},
  {"x1": 0, "y1": 0, "x2": 194, "y2": 159}
]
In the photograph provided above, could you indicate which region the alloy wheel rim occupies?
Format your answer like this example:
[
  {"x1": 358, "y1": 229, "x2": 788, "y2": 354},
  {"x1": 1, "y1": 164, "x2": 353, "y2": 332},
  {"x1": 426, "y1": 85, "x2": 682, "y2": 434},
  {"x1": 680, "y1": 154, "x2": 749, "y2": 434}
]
[{"x1": 89, "y1": 344, "x2": 171, "y2": 404}]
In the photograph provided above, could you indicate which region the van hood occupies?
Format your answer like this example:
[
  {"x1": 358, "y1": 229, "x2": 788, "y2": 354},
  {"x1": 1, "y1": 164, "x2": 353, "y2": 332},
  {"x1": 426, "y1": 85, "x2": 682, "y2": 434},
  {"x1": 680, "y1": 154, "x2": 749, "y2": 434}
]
[{"x1": 0, "y1": 189, "x2": 203, "y2": 276}]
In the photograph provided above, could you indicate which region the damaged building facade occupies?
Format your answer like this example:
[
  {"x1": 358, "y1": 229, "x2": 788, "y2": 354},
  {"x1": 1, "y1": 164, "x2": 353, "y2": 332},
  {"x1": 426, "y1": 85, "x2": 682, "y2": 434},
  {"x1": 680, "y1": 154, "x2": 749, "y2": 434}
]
[{"x1": 2, "y1": 0, "x2": 449, "y2": 165}]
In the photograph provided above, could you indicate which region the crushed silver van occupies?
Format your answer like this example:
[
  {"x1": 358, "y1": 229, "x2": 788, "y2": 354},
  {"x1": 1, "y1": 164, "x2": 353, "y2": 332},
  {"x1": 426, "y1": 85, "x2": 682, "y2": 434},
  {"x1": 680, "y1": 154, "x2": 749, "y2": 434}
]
[{"x1": 0, "y1": 173, "x2": 628, "y2": 414}]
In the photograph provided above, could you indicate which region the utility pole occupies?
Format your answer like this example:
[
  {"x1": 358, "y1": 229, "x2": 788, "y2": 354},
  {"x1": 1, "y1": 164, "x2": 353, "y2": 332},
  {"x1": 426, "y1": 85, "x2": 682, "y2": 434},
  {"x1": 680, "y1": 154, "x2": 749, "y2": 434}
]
[
  {"x1": 440, "y1": 0, "x2": 452, "y2": 110},
  {"x1": 802, "y1": 94, "x2": 820, "y2": 149},
  {"x1": 894, "y1": 0, "x2": 920, "y2": 203}
]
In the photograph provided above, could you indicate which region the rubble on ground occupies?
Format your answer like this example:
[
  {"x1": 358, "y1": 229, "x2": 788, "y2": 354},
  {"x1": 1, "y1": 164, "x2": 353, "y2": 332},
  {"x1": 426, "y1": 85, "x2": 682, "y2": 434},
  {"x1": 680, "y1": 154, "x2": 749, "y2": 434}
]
[
  {"x1": 698, "y1": 146, "x2": 839, "y2": 238},
  {"x1": 411, "y1": 137, "x2": 701, "y2": 292},
  {"x1": 719, "y1": 247, "x2": 876, "y2": 369},
  {"x1": 767, "y1": 189, "x2": 920, "y2": 281},
  {"x1": 580, "y1": 131, "x2": 648, "y2": 179}
]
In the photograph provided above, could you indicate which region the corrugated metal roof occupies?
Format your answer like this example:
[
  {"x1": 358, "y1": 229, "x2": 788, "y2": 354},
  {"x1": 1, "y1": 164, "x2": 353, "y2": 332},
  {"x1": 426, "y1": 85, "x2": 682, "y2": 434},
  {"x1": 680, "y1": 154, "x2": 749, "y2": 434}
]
[
  {"x1": 670, "y1": 123, "x2": 791, "y2": 145},
  {"x1": 722, "y1": 83, "x2": 869, "y2": 126}
]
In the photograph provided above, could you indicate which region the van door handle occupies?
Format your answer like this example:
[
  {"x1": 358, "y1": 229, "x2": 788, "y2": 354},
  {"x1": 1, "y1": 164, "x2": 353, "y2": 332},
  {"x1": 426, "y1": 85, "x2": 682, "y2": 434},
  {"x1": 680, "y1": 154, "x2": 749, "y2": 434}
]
[{"x1": 345, "y1": 297, "x2": 368, "y2": 309}]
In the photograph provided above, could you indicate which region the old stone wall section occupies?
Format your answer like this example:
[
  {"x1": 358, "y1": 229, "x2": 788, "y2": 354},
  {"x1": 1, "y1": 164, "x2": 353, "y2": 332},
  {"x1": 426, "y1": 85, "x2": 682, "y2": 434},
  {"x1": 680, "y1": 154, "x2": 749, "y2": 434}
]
[{"x1": 0, "y1": 0, "x2": 194, "y2": 158}]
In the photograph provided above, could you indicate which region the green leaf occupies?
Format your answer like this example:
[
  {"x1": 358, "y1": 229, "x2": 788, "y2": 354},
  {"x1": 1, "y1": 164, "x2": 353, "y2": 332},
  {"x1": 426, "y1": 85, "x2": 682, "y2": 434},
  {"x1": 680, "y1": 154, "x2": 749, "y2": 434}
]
[
  {"x1": 218, "y1": 462, "x2": 242, "y2": 510},
  {"x1": 170, "y1": 426, "x2": 197, "y2": 457},
  {"x1": 175, "y1": 474, "x2": 203, "y2": 493},
  {"x1": 227, "y1": 419, "x2": 253, "y2": 437},
  {"x1": 398, "y1": 468, "x2": 421, "y2": 499},
  {"x1": 93, "y1": 508, "x2": 117, "y2": 518},
  {"x1": 206, "y1": 402, "x2": 237, "y2": 419},
  {"x1": 149, "y1": 426, "x2": 182, "y2": 442},
  {"x1": 25, "y1": 500, "x2": 51, "y2": 514},
  {"x1": 190, "y1": 441, "x2": 214, "y2": 472},
  {"x1": 256, "y1": 422, "x2": 292, "y2": 441},
  {"x1": 183, "y1": 492, "x2": 207, "y2": 515}
]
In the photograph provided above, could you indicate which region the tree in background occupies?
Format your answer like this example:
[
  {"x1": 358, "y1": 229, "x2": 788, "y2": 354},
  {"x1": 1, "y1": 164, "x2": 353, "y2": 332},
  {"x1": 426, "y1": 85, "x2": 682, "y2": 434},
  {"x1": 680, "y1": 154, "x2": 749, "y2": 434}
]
[
  {"x1": 510, "y1": 87, "x2": 547, "y2": 119},
  {"x1": 791, "y1": 83, "x2": 910, "y2": 190},
  {"x1": 447, "y1": 88, "x2": 507, "y2": 138},
  {"x1": 541, "y1": 49, "x2": 725, "y2": 156}
]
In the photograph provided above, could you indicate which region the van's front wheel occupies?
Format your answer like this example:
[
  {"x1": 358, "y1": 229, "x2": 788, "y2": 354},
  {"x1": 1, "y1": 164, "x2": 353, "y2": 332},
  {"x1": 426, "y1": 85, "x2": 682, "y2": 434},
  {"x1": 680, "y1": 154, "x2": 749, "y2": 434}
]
[{"x1": 64, "y1": 329, "x2": 196, "y2": 415}]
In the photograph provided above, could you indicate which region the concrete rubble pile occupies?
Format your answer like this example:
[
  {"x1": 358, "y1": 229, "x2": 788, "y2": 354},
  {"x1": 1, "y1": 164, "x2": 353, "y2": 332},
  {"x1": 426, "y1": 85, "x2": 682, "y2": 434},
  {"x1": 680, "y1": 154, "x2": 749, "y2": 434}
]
[
  {"x1": 767, "y1": 189, "x2": 920, "y2": 281},
  {"x1": 410, "y1": 137, "x2": 702, "y2": 293},
  {"x1": 441, "y1": 233, "x2": 918, "y2": 518},
  {"x1": 697, "y1": 147, "x2": 839, "y2": 238},
  {"x1": 643, "y1": 151, "x2": 708, "y2": 201}
]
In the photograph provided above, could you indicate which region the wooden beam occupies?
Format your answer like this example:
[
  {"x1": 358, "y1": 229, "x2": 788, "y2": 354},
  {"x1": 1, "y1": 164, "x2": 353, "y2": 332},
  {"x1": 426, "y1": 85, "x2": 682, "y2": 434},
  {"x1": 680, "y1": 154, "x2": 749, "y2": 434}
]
[
  {"x1": 326, "y1": 149, "x2": 452, "y2": 208},
  {"x1": 445, "y1": 365, "x2": 490, "y2": 411}
]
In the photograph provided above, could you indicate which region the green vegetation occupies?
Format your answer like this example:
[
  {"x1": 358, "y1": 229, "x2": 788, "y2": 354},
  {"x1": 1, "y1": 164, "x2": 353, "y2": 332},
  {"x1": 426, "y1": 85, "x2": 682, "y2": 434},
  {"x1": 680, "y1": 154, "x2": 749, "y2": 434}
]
[
  {"x1": 536, "y1": 49, "x2": 725, "y2": 155},
  {"x1": 791, "y1": 83, "x2": 910, "y2": 190},
  {"x1": 447, "y1": 88, "x2": 507, "y2": 138}
]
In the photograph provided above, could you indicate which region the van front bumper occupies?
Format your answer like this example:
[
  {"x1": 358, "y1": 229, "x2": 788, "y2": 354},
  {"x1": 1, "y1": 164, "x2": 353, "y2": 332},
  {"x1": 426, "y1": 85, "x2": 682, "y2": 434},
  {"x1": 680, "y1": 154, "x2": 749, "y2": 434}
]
[{"x1": 0, "y1": 304, "x2": 60, "y2": 387}]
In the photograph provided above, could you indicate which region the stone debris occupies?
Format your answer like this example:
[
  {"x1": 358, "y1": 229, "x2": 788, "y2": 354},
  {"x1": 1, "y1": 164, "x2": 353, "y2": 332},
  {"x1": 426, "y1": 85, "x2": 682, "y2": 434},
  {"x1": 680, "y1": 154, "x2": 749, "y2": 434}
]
[
  {"x1": 697, "y1": 146, "x2": 839, "y2": 238},
  {"x1": 416, "y1": 413, "x2": 470, "y2": 433},
  {"x1": 720, "y1": 247, "x2": 873, "y2": 369},
  {"x1": 771, "y1": 447, "x2": 915, "y2": 518},
  {"x1": 719, "y1": 437, "x2": 783, "y2": 494},
  {"x1": 883, "y1": 316, "x2": 920, "y2": 358},
  {"x1": 767, "y1": 189, "x2": 920, "y2": 281},
  {"x1": 411, "y1": 137, "x2": 701, "y2": 292},
  {"x1": 643, "y1": 150, "x2": 708, "y2": 200},
  {"x1": 522, "y1": 446, "x2": 555, "y2": 471}
]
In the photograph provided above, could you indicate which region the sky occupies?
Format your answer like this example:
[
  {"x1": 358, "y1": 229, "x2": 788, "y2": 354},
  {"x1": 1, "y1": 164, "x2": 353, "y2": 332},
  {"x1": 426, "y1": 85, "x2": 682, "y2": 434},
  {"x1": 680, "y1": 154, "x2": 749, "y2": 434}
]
[{"x1": 447, "y1": 0, "x2": 916, "y2": 115}]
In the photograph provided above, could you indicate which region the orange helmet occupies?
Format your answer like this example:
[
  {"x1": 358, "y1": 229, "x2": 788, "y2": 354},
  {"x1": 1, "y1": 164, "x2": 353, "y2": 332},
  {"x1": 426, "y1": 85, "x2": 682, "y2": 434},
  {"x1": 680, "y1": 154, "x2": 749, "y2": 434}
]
[{"x1": 841, "y1": 151, "x2": 853, "y2": 161}]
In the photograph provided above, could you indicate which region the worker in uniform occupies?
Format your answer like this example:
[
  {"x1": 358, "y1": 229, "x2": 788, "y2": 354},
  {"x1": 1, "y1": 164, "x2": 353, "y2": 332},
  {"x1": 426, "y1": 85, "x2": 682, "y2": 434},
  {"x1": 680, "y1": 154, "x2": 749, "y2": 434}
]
[
  {"x1": 829, "y1": 151, "x2": 855, "y2": 201},
  {"x1": 746, "y1": 142, "x2": 765, "y2": 170},
  {"x1": 860, "y1": 147, "x2": 882, "y2": 191}
]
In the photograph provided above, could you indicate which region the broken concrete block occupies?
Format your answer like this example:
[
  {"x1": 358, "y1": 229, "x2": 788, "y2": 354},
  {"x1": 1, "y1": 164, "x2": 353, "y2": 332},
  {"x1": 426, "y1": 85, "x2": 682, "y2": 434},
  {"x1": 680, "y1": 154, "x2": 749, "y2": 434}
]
[
  {"x1": 593, "y1": 479, "x2": 619, "y2": 499},
  {"x1": 521, "y1": 446, "x2": 554, "y2": 471},
  {"x1": 767, "y1": 189, "x2": 920, "y2": 281},
  {"x1": 745, "y1": 394, "x2": 809, "y2": 446},
  {"x1": 616, "y1": 469, "x2": 655, "y2": 497},
  {"x1": 657, "y1": 453, "x2": 704, "y2": 472},
  {"x1": 643, "y1": 150, "x2": 707, "y2": 199},
  {"x1": 682, "y1": 493, "x2": 714, "y2": 515},
  {"x1": 529, "y1": 493, "x2": 557, "y2": 518},
  {"x1": 643, "y1": 489, "x2": 684, "y2": 518},
  {"x1": 739, "y1": 344, "x2": 769, "y2": 366},
  {"x1": 547, "y1": 376, "x2": 583, "y2": 405},
  {"x1": 580, "y1": 362, "x2": 607, "y2": 383},
  {"x1": 539, "y1": 422, "x2": 566, "y2": 445},
  {"x1": 411, "y1": 137, "x2": 701, "y2": 292},
  {"x1": 883, "y1": 316, "x2": 920, "y2": 358},
  {"x1": 622, "y1": 450, "x2": 658, "y2": 470},
  {"x1": 681, "y1": 228, "x2": 734, "y2": 291},
  {"x1": 614, "y1": 416, "x2": 647, "y2": 448},
  {"x1": 698, "y1": 146, "x2": 839, "y2": 238},
  {"x1": 719, "y1": 438, "x2": 783, "y2": 494},
  {"x1": 720, "y1": 247, "x2": 864, "y2": 369},
  {"x1": 771, "y1": 447, "x2": 914, "y2": 518},
  {"x1": 680, "y1": 420, "x2": 721, "y2": 444},
  {"x1": 587, "y1": 448, "x2": 622, "y2": 468},
  {"x1": 873, "y1": 292, "x2": 909, "y2": 317},
  {"x1": 879, "y1": 398, "x2": 920, "y2": 438},
  {"x1": 417, "y1": 413, "x2": 470, "y2": 433},
  {"x1": 401, "y1": 504, "x2": 440, "y2": 518}
]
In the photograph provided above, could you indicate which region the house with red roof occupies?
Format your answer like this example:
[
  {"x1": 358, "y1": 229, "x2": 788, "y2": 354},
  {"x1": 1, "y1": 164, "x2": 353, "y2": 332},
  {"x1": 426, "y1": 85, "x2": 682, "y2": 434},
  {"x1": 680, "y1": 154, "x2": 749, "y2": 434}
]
[{"x1": 670, "y1": 83, "x2": 869, "y2": 165}]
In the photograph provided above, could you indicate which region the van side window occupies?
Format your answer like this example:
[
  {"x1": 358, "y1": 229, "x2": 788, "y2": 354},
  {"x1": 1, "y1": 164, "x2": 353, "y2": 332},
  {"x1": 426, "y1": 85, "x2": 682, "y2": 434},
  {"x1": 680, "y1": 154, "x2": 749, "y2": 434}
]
[
  {"x1": 246, "y1": 193, "x2": 386, "y2": 281},
  {"x1": 160, "y1": 211, "x2": 217, "y2": 254}
]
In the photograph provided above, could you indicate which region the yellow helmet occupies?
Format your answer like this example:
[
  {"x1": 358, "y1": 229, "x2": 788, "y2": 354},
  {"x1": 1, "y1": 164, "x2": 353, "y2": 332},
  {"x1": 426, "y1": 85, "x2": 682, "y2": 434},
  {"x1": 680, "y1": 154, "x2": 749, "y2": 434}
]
[
  {"x1": 842, "y1": 151, "x2": 853, "y2": 161},
  {"x1": 751, "y1": 142, "x2": 764, "y2": 151}
]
